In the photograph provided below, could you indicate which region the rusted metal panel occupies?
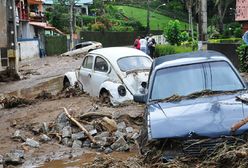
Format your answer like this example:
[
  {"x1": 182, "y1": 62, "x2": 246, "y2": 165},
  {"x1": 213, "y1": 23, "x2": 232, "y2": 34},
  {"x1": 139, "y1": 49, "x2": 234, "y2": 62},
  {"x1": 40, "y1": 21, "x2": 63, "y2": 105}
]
[
  {"x1": 0, "y1": 0, "x2": 7, "y2": 48},
  {"x1": 236, "y1": 0, "x2": 248, "y2": 21}
]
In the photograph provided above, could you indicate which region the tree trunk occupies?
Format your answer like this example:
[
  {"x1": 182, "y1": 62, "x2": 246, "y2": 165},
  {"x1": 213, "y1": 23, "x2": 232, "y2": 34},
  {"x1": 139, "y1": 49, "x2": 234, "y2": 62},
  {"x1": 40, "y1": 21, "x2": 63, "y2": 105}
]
[
  {"x1": 69, "y1": 0, "x2": 74, "y2": 50},
  {"x1": 217, "y1": 1, "x2": 224, "y2": 34}
]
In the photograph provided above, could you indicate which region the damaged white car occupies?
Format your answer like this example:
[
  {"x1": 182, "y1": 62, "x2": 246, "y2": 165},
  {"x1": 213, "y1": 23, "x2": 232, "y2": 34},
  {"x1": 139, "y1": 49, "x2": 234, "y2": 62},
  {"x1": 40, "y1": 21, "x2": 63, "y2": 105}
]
[{"x1": 63, "y1": 47, "x2": 152, "y2": 105}]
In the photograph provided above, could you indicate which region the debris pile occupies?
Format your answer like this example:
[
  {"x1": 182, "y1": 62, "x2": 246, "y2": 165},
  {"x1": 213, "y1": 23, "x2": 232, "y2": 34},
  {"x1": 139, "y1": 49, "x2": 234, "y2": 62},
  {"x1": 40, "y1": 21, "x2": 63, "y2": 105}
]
[{"x1": 0, "y1": 96, "x2": 34, "y2": 108}]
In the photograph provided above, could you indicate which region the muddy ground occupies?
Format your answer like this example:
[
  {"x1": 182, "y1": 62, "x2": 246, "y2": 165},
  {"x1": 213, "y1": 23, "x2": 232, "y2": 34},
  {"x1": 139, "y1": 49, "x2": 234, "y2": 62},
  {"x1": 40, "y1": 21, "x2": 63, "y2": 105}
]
[{"x1": 1, "y1": 56, "x2": 248, "y2": 168}]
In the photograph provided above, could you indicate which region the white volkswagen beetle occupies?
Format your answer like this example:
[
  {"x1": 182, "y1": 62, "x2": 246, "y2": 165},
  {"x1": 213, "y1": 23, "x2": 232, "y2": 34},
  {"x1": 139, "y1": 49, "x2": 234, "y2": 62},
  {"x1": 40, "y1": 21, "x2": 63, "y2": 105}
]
[{"x1": 63, "y1": 47, "x2": 152, "y2": 105}]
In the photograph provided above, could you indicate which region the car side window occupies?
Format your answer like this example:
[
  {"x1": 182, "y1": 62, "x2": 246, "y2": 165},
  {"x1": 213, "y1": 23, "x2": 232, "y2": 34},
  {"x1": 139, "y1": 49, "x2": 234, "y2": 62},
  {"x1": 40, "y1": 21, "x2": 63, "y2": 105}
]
[
  {"x1": 94, "y1": 57, "x2": 108, "y2": 72},
  {"x1": 74, "y1": 44, "x2": 82, "y2": 49},
  {"x1": 82, "y1": 56, "x2": 93, "y2": 69}
]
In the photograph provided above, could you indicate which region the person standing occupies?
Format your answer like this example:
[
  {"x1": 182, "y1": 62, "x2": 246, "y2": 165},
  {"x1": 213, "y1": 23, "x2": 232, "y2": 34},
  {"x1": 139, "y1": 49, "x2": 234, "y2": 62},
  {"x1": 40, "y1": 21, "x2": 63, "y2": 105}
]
[
  {"x1": 133, "y1": 36, "x2": 140, "y2": 50},
  {"x1": 139, "y1": 35, "x2": 147, "y2": 54},
  {"x1": 148, "y1": 37, "x2": 156, "y2": 59}
]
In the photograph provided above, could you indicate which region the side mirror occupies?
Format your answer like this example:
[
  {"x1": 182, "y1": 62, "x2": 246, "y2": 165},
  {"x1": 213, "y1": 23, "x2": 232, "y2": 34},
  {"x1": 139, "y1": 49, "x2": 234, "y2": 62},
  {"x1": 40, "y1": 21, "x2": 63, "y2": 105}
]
[{"x1": 133, "y1": 94, "x2": 147, "y2": 104}]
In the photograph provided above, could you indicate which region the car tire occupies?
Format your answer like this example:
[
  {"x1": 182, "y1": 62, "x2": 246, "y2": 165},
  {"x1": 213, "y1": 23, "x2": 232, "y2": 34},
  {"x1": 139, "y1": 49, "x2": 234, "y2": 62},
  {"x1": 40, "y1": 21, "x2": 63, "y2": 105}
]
[{"x1": 99, "y1": 90, "x2": 111, "y2": 105}]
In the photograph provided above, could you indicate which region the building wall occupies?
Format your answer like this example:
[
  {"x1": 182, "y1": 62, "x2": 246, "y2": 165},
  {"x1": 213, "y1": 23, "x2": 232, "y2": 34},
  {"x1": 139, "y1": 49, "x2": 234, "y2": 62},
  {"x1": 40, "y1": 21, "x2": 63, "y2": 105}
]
[
  {"x1": 17, "y1": 39, "x2": 39, "y2": 60},
  {"x1": 0, "y1": 0, "x2": 7, "y2": 70},
  {"x1": 236, "y1": 0, "x2": 248, "y2": 21}
]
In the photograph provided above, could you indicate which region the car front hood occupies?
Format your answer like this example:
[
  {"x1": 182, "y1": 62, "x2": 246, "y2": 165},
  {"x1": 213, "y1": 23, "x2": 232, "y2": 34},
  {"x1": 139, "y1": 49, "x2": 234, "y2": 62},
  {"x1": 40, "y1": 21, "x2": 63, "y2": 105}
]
[
  {"x1": 148, "y1": 93, "x2": 248, "y2": 139},
  {"x1": 122, "y1": 71, "x2": 149, "y2": 95}
]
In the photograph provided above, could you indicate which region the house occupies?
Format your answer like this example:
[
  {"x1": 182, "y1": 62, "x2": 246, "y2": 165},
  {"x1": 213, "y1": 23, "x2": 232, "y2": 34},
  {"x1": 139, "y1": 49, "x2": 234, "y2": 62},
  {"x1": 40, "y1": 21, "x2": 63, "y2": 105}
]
[
  {"x1": 43, "y1": 0, "x2": 93, "y2": 15},
  {"x1": 236, "y1": 0, "x2": 248, "y2": 32}
]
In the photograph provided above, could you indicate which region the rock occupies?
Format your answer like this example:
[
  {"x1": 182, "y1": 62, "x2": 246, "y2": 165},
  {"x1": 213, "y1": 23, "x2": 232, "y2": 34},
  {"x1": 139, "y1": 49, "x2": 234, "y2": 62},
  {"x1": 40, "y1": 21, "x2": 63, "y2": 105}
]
[
  {"x1": 62, "y1": 138, "x2": 72, "y2": 147},
  {"x1": 10, "y1": 120, "x2": 17, "y2": 127},
  {"x1": 114, "y1": 130, "x2": 126, "y2": 139},
  {"x1": 82, "y1": 140, "x2": 91, "y2": 147},
  {"x1": 95, "y1": 132, "x2": 113, "y2": 146},
  {"x1": 96, "y1": 146, "x2": 105, "y2": 152},
  {"x1": 0, "y1": 154, "x2": 3, "y2": 164},
  {"x1": 62, "y1": 126, "x2": 72, "y2": 138},
  {"x1": 131, "y1": 133, "x2": 139, "y2": 140},
  {"x1": 111, "y1": 136, "x2": 129, "y2": 151},
  {"x1": 84, "y1": 125, "x2": 94, "y2": 131},
  {"x1": 42, "y1": 122, "x2": 49, "y2": 133},
  {"x1": 12, "y1": 130, "x2": 26, "y2": 142},
  {"x1": 117, "y1": 122, "x2": 126, "y2": 132},
  {"x1": 71, "y1": 132, "x2": 85, "y2": 140},
  {"x1": 0, "y1": 164, "x2": 3, "y2": 168},
  {"x1": 4, "y1": 150, "x2": 24, "y2": 165},
  {"x1": 25, "y1": 138, "x2": 40, "y2": 148},
  {"x1": 90, "y1": 143, "x2": 101, "y2": 149},
  {"x1": 126, "y1": 127, "x2": 134, "y2": 134},
  {"x1": 40, "y1": 134, "x2": 51, "y2": 142},
  {"x1": 32, "y1": 125, "x2": 42, "y2": 135},
  {"x1": 55, "y1": 112, "x2": 70, "y2": 132},
  {"x1": 72, "y1": 140, "x2": 82, "y2": 148},
  {"x1": 101, "y1": 117, "x2": 117, "y2": 132},
  {"x1": 104, "y1": 147, "x2": 113, "y2": 154},
  {"x1": 89, "y1": 129, "x2": 97, "y2": 136}
]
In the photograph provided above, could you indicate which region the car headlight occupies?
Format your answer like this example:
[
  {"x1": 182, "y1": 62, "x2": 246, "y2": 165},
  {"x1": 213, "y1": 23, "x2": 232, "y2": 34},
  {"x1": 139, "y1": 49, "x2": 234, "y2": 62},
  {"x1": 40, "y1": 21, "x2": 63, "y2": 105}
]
[{"x1": 118, "y1": 85, "x2": 126, "y2": 97}]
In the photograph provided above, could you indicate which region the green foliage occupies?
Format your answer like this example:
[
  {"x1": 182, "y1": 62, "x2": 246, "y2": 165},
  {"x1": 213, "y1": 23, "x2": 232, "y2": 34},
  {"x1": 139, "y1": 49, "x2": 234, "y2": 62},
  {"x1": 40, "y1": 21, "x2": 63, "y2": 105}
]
[
  {"x1": 180, "y1": 31, "x2": 189, "y2": 42},
  {"x1": 111, "y1": 25, "x2": 134, "y2": 32},
  {"x1": 222, "y1": 23, "x2": 243, "y2": 38},
  {"x1": 155, "y1": 44, "x2": 193, "y2": 57},
  {"x1": 164, "y1": 20, "x2": 182, "y2": 45},
  {"x1": 208, "y1": 25, "x2": 220, "y2": 39},
  {"x1": 237, "y1": 43, "x2": 248, "y2": 72},
  {"x1": 208, "y1": 38, "x2": 241, "y2": 44}
]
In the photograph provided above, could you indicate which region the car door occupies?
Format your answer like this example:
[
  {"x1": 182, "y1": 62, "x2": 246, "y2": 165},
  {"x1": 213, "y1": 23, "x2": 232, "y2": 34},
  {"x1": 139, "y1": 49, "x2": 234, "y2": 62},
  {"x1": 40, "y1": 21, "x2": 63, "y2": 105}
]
[
  {"x1": 90, "y1": 56, "x2": 110, "y2": 96},
  {"x1": 78, "y1": 55, "x2": 94, "y2": 94}
]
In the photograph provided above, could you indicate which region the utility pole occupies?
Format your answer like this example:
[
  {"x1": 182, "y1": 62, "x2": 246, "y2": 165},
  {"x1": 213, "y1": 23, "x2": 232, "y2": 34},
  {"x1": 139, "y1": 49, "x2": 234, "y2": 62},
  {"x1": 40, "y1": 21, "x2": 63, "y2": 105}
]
[
  {"x1": 69, "y1": 0, "x2": 74, "y2": 50},
  {"x1": 198, "y1": 0, "x2": 207, "y2": 50},
  {"x1": 7, "y1": 0, "x2": 20, "y2": 78},
  {"x1": 146, "y1": 0, "x2": 150, "y2": 35}
]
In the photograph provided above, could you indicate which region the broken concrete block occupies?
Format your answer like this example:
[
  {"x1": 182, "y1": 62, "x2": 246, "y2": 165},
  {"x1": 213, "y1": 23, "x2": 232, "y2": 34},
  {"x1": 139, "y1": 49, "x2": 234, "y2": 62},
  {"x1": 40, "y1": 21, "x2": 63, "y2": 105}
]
[
  {"x1": 117, "y1": 122, "x2": 126, "y2": 132},
  {"x1": 126, "y1": 127, "x2": 134, "y2": 134},
  {"x1": 89, "y1": 129, "x2": 97, "y2": 136},
  {"x1": 111, "y1": 136, "x2": 128, "y2": 151},
  {"x1": 131, "y1": 133, "x2": 139, "y2": 140},
  {"x1": 62, "y1": 126, "x2": 72, "y2": 138},
  {"x1": 62, "y1": 138, "x2": 72, "y2": 147},
  {"x1": 42, "y1": 122, "x2": 49, "y2": 133},
  {"x1": 72, "y1": 140, "x2": 82, "y2": 149},
  {"x1": 4, "y1": 150, "x2": 24, "y2": 165},
  {"x1": 82, "y1": 140, "x2": 91, "y2": 147},
  {"x1": 114, "y1": 130, "x2": 126, "y2": 139},
  {"x1": 40, "y1": 134, "x2": 51, "y2": 142},
  {"x1": 71, "y1": 132, "x2": 85, "y2": 140},
  {"x1": 25, "y1": 138, "x2": 40, "y2": 148},
  {"x1": 96, "y1": 146, "x2": 105, "y2": 152},
  {"x1": 55, "y1": 112, "x2": 70, "y2": 132},
  {"x1": 84, "y1": 125, "x2": 94, "y2": 131},
  {"x1": 104, "y1": 147, "x2": 113, "y2": 154},
  {"x1": 101, "y1": 117, "x2": 117, "y2": 132},
  {"x1": 12, "y1": 130, "x2": 26, "y2": 142}
]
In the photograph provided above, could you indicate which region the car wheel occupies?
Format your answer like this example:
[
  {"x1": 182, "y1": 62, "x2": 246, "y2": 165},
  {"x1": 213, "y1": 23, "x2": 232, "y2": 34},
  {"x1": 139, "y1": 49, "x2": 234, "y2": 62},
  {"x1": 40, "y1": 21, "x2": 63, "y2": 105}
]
[
  {"x1": 63, "y1": 77, "x2": 71, "y2": 90},
  {"x1": 99, "y1": 90, "x2": 111, "y2": 105}
]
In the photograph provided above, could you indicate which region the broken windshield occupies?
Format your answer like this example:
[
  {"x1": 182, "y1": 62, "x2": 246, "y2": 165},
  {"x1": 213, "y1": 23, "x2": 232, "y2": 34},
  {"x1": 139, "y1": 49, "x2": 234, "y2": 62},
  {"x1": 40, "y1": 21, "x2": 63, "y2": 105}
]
[{"x1": 150, "y1": 61, "x2": 245, "y2": 101}]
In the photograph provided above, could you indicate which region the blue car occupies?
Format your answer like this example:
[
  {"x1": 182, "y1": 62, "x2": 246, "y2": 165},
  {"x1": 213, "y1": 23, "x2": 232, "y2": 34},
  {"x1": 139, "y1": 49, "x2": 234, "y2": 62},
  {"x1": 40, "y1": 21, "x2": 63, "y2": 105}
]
[{"x1": 134, "y1": 50, "x2": 248, "y2": 156}]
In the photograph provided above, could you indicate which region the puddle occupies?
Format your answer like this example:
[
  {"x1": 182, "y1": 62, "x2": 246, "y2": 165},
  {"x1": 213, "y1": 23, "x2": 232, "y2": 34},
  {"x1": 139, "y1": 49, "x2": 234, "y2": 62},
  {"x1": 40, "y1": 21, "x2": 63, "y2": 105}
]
[
  {"x1": 38, "y1": 152, "x2": 137, "y2": 168},
  {"x1": 6, "y1": 76, "x2": 64, "y2": 98}
]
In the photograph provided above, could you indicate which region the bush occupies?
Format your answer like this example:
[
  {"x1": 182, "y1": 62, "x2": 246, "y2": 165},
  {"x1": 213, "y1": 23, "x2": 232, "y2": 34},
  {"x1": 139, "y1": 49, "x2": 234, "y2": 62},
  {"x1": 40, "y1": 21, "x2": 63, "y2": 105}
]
[
  {"x1": 237, "y1": 43, "x2": 248, "y2": 72},
  {"x1": 155, "y1": 44, "x2": 193, "y2": 57},
  {"x1": 180, "y1": 31, "x2": 189, "y2": 42},
  {"x1": 208, "y1": 38, "x2": 241, "y2": 44},
  {"x1": 164, "y1": 20, "x2": 181, "y2": 45}
]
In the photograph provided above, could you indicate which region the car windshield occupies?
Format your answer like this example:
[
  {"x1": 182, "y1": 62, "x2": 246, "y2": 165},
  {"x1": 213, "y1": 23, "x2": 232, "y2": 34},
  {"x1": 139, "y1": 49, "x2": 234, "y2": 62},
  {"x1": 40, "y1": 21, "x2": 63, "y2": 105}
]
[
  {"x1": 150, "y1": 61, "x2": 245, "y2": 101},
  {"x1": 117, "y1": 56, "x2": 152, "y2": 72}
]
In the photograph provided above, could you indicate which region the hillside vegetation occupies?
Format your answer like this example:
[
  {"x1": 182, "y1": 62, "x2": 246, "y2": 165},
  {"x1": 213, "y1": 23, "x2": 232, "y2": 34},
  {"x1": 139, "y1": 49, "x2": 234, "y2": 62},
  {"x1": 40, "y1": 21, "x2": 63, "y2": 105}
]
[{"x1": 115, "y1": 5, "x2": 188, "y2": 30}]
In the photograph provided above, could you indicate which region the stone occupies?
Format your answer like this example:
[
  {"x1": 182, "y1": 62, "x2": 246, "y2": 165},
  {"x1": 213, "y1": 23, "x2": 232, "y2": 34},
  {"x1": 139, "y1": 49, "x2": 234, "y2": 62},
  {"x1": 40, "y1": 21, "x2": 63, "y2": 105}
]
[
  {"x1": 104, "y1": 147, "x2": 113, "y2": 154},
  {"x1": 114, "y1": 130, "x2": 126, "y2": 139},
  {"x1": 32, "y1": 125, "x2": 42, "y2": 135},
  {"x1": 117, "y1": 122, "x2": 126, "y2": 132},
  {"x1": 0, "y1": 164, "x2": 3, "y2": 168},
  {"x1": 12, "y1": 130, "x2": 26, "y2": 142},
  {"x1": 84, "y1": 125, "x2": 94, "y2": 131},
  {"x1": 116, "y1": 144, "x2": 129, "y2": 151},
  {"x1": 25, "y1": 138, "x2": 40, "y2": 148},
  {"x1": 4, "y1": 150, "x2": 24, "y2": 165},
  {"x1": 71, "y1": 132, "x2": 85, "y2": 140},
  {"x1": 101, "y1": 117, "x2": 117, "y2": 132},
  {"x1": 126, "y1": 127, "x2": 134, "y2": 134},
  {"x1": 62, "y1": 126, "x2": 72, "y2": 138},
  {"x1": 72, "y1": 140, "x2": 82, "y2": 148},
  {"x1": 89, "y1": 129, "x2": 97, "y2": 136},
  {"x1": 42, "y1": 122, "x2": 49, "y2": 133},
  {"x1": 90, "y1": 143, "x2": 101, "y2": 149},
  {"x1": 95, "y1": 132, "x2": 112, "y2": 146},
  {"x1": 96, "y1": 146, "x2": 105, "y2": 152},
  {"x1": 55, "y1": 112, "x2": 70, "y2": 132},
  {"x1": 131, "y1": 133, "x2": 139, "y2": 140},
  {"x1": 62, "y1": 138, "x2": 71, "y2": 147},
  {"x1": 40, "y1": 134, "x2": 51, "y2": 142},
  {"x1": 82, "y1": 140, "x2": 91, "y2": 147},
  {"x1": 111, "y1": 136, "x2": 128, "y2": 151},
  {"x1": 0, "y1": 155, "x2": 3, "y2": 164}
]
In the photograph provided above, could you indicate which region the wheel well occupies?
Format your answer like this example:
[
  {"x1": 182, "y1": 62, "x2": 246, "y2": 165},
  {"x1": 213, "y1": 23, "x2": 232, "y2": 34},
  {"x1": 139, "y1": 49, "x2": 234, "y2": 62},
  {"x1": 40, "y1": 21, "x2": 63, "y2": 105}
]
[
  {"x1": 100, "y1": 88, "x2": 109, "y2": 96},
  {"x1": 63, "y1": 76, "x2": 70, "y2": 85},
  {"x1": 88, "y1": 49, "x2": 93, "y2": 52}
]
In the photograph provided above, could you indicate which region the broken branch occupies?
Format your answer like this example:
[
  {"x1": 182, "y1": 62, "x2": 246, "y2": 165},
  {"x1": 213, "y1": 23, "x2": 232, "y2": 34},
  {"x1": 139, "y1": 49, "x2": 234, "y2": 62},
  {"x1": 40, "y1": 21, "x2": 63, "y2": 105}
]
[
  {"x1": 62, "y1": 107, "x2": 97, "y2": 144},
  {"x1": 230, "y1": 117, "x2": 248, "y2": 133}
]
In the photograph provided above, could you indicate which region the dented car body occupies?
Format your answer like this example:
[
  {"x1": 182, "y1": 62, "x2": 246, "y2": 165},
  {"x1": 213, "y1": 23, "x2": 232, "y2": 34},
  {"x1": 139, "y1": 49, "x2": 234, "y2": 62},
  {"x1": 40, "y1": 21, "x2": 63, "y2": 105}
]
[
  {"x1": 64, "y1": 47, "x2": 152, "y2": 105},
  {"x1": 134, "y1": 50, "x2": 248, "y2": 141}
]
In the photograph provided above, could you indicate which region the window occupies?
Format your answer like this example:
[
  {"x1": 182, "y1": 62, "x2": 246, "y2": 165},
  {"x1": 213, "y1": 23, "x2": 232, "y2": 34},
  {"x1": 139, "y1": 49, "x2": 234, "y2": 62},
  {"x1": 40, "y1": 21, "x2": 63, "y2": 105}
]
[
  {"x1": 74, "y1": 44, "x2": 83, "y2": 50},
  {"x1": 82, "y1": 56, "x2": 93, "y2": 69},
  {"x1": 117, "y1": 56, "x2": 152, "y2": 72},
  {"x1": 94, "y1": 57, "x2": 108, "y2": 72}
]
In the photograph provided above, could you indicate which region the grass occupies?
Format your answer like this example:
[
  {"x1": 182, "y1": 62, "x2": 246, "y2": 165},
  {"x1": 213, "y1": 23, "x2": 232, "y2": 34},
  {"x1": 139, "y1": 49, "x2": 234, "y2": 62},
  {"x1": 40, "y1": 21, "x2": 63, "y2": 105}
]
[{"x1": 115, "y1": 5, "x2": 188, "y2": 31}]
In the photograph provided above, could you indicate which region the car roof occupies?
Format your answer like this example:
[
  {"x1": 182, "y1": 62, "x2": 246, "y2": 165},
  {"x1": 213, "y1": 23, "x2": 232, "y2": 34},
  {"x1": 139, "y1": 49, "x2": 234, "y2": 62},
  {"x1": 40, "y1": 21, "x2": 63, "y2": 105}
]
[
  {"x1": 89, "y1": 47, "x2": 150, "y2": 61},
  {"x1": 153, "y1": 50, "x2": 228, "y2": 69}
]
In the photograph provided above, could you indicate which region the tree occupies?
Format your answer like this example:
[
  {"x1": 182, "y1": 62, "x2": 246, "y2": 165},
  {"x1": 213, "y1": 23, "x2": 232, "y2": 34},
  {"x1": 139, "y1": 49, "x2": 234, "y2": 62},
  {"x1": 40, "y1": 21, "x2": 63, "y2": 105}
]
[{"x1": 164, "y1": 20, "x2": 181, "y2": 45}]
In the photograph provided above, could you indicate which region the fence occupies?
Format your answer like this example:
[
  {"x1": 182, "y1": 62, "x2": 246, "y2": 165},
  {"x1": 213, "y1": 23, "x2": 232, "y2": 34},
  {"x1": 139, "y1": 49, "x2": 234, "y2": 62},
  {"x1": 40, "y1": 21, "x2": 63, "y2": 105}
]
[
  {"x1": 80, "y1": 31, "x2": 163, "y2": 47},
  {"x1": 45, "y1": 35, "x2": 67, "y2": 56}
]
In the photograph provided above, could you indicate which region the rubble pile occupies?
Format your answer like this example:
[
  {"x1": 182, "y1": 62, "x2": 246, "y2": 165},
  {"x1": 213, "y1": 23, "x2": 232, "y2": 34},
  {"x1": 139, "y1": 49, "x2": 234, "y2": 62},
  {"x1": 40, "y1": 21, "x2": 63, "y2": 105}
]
[{"x1": 0, "y1": 96, "x2": 34, "y2": 108}]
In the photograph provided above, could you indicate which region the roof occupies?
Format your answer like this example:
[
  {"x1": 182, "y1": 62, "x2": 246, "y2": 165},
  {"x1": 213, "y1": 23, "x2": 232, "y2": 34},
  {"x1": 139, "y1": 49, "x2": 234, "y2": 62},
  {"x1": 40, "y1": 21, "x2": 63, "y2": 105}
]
[
  {"x1": 29, "y1": 22, "x2": 65, "y2": 35},
  {"x1": 153, "y1": 50, "x2": 228, "y2": 69},
  {"x1": 90, "y1": 47, "x2": 150, "y2": 61},
  {"x1": 43, "y1": 0, "x2": 93, "y2": 5},
  {"x1": 236, "y1": 0, "x2": 248, "y2": 21}
]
